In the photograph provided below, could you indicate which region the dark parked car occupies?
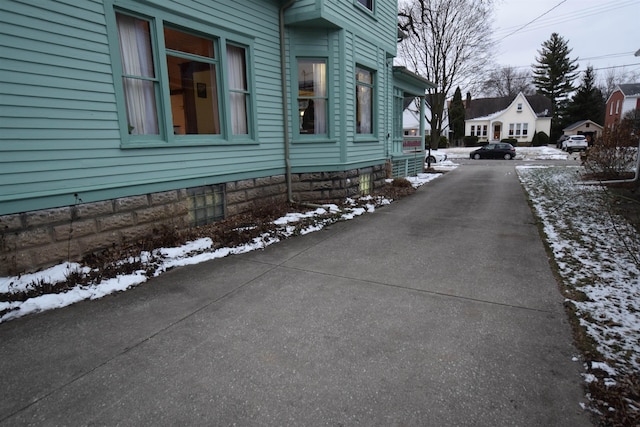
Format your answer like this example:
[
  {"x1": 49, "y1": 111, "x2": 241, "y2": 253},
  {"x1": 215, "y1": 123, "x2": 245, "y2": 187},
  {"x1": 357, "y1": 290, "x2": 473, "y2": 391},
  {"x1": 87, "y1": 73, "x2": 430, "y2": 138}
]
[
  {"x1": 557, "y1": 134, "x2": 569, "y2": 149},
  {"x1": 470, "y1": 143, "x2": 516, "y2": 160}
]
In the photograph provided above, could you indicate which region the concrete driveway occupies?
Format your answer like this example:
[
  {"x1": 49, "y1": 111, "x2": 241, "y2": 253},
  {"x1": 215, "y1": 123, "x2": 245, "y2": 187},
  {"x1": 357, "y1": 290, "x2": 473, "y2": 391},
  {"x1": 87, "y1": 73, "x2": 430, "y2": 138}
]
[{"x1": 0, "y1": 161, "x2": 593, "y2": 426}]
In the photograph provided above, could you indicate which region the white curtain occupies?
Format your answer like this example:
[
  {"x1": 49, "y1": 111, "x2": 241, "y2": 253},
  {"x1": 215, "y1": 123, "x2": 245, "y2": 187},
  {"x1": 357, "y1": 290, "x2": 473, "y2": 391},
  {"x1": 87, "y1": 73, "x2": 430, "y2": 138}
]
[
  {"x1": 358, "y1": 85, "x2": 372, "y2": 134},
  {"x1": 116, "y1": 14, "x2": 159, "y2": 135},
  {"x1": 313, "y1": 62, "x2": 327, "y2": 134},
  {"x1": 227, "y1": 45, "x2": 248, "y2": 135}
]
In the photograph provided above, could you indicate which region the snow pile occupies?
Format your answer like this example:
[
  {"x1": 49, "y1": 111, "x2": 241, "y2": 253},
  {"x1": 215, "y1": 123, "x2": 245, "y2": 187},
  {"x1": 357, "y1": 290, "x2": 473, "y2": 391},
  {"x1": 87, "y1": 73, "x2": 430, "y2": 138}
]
[{"x1": 517, "y1": 165, "x2": 640, "y2": 375}]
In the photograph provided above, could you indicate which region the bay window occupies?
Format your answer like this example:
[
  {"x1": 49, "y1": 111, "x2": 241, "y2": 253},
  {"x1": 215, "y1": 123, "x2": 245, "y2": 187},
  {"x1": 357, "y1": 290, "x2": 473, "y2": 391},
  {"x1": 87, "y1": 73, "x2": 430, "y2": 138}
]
[{"x1": 114, "y1": 11, "x2": 251, "y2": 145}]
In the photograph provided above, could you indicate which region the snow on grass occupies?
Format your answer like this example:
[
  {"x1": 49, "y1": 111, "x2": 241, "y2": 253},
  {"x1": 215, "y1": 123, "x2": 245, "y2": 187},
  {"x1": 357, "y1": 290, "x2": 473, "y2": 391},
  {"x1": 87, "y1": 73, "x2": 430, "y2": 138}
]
[{"x1": 517, "y1": 165, "x2": 640, "y2": 375}]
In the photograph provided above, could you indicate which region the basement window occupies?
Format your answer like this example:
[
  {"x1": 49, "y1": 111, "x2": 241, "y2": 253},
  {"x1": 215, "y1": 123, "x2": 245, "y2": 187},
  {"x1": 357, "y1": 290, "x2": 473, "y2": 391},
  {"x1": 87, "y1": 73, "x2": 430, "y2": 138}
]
[
  {"x1": 187, "y1": 185, "x2": 225, "y2": 226},
  {"x1": 359, "y1": 172, "x2": 372, "y2": 196}
]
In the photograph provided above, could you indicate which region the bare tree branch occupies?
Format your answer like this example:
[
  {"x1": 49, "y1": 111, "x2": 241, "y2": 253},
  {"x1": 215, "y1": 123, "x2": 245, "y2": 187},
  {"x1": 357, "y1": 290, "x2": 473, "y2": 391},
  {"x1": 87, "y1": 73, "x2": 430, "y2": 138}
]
[{"x1": 397, "y1": 0, "x2": 495, "y2": 147}]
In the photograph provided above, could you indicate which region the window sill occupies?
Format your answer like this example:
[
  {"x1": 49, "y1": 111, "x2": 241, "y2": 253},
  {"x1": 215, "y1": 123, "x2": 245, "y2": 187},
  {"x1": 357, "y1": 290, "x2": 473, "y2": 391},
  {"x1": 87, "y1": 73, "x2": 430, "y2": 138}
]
[{"x1": 121, "y1": 137, "x2": 257, "y2": 149}]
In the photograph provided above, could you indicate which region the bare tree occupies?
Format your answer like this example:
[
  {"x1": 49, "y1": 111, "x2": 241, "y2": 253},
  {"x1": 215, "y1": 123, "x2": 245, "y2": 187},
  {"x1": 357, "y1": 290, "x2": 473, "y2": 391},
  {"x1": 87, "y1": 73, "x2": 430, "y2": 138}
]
[
  {"x1": 398, "y1": 0, "x2": 495, "y2": 148},
  {"x1": 481, "y1": 66, "x2": 534, "y2": 98},
  {"x1": 600, "y1": 68, "x2": 640, "y2": 100}
]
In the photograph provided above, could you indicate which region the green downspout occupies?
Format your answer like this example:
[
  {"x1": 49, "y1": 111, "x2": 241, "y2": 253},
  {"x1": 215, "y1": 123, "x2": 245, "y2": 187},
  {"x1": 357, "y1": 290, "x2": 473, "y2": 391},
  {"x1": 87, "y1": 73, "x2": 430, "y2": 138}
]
[{"x1": 280, "y1": 0, "x2": 296, "y2": 203}]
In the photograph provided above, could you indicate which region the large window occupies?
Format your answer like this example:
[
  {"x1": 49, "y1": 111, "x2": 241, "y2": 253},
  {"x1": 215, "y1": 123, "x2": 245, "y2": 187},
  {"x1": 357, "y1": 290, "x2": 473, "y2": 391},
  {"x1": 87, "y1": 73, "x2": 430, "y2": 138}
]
[
  {"x1": 356, "y1": 66, "x2": 374, "y2": 135},
  {"x1": 297, "y1": 59, "x2": 327, "y2": 135},
  {"x1": 509, "y1": 123, "x2": 529, "y2": 137},
  {"x1": 115, "y1": 11, "x2": 251, "y2": 143}
]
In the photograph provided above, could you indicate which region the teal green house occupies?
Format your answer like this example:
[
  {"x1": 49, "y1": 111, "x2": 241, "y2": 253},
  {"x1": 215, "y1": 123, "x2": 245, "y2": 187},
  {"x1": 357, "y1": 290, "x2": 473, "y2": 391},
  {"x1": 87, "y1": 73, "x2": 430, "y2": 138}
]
[{"x1": 0, "y1": 0, "x2": 433, "y2": 274}]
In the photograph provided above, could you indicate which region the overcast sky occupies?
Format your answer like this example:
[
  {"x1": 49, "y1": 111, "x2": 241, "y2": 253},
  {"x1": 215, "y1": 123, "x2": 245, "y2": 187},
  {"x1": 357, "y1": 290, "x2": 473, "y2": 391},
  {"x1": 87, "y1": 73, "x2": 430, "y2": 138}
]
[{"x1": 491, "y1": 0, "x2": 640, "y2": 77}]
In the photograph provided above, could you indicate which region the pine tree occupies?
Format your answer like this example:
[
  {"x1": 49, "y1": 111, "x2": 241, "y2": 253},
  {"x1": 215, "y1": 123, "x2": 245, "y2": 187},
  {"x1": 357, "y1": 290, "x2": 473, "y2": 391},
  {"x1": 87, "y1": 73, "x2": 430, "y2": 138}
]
[
  {"x1": 448, "y1": 87, "x2": 465, "y2": 144},
  {"x1": 565, "y1": 66, "x2": 605, "y2": 126},
  {"x1": 532, "y1": 33, "x2": 579, "y2": 139}
]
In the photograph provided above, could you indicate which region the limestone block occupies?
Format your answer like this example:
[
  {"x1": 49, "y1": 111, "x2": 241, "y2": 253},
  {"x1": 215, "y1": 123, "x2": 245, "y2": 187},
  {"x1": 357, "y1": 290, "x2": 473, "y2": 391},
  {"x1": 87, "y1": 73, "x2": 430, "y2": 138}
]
[
  {"x1": 25, "y1": 207, "x2": 72, "y2": 227},
  {"x1": 114, "y1": 195, "x2": 149, "y2": 212},
  {"x1": 53, "y1": 219, "x2": 97, "y2": 241}
]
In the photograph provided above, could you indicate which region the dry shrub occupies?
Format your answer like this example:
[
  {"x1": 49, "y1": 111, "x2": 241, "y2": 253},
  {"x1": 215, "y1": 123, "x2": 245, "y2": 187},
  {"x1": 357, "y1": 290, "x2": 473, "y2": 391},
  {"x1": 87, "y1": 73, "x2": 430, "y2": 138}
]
[{"x1": 584, "y1": 117, "x2": 639, "y2": 181}]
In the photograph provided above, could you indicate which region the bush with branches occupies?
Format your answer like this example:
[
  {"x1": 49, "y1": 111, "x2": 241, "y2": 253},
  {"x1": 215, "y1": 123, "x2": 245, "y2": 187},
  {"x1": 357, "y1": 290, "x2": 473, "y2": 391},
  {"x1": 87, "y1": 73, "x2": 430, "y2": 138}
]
[{"x1": 584, "y1": 111, "x2": 639, "y2": 180}]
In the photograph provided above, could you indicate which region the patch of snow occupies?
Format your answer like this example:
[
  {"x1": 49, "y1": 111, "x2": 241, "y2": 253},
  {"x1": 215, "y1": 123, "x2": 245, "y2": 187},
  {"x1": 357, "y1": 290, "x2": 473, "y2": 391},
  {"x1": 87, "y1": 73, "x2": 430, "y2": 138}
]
[{"x1": 517, "y1": 165, "x2": 640, "y2": 375}]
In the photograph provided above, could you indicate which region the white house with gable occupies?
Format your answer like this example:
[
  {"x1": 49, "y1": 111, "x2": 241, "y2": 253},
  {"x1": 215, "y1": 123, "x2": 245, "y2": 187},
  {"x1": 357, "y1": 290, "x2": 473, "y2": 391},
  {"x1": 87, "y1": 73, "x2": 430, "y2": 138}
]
[{"x1": 465, "y1": 92, "x2": 552, "y2": 144}]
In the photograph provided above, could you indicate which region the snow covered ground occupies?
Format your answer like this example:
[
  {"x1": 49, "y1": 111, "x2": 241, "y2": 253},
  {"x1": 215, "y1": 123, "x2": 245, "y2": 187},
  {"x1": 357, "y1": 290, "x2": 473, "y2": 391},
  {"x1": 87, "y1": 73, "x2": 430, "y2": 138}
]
[
  {"x1": 2, "y1": 146, "x2": 638, "y2": 382},
  {"x1": 517, "y1": 165, "x2": 640, "y2": 375}
]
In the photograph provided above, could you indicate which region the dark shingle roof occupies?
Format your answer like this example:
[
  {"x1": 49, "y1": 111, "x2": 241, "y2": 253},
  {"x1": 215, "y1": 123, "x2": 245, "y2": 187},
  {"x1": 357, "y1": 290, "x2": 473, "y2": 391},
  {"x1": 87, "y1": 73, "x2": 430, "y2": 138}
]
[
  {"x1": 465, "y1": 94, "x2": 552, "y2": 119},
  {"x1": 618, "y1": 83, "x2": 640, "y2": 97}
]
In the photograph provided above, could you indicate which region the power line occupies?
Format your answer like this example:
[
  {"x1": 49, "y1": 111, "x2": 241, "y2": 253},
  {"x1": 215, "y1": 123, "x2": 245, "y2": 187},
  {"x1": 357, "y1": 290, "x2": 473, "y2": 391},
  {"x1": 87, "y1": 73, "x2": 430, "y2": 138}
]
[
  {"x1": 493, "y1": 0, "x2": 639, "y2": 38},
  {"x1": 495, "y1": 0, "x2": 567, "y2": 42},
  {"x1": 580, "y1": 52, "x2": 636, "y2": 62},
  {"x1": 587, "y1": 63, "x2": 640, "y2": 72}
]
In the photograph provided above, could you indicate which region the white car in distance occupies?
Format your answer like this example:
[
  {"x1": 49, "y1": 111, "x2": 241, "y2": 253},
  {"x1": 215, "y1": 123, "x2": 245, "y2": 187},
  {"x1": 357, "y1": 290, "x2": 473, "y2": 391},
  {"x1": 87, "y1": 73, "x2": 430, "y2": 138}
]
[
  {"x1": 561, "y1": 135, "x2": 588, "y2": 153},
  {"x1": 425, "y1": 150, "x2": 448, "y2": 164}
]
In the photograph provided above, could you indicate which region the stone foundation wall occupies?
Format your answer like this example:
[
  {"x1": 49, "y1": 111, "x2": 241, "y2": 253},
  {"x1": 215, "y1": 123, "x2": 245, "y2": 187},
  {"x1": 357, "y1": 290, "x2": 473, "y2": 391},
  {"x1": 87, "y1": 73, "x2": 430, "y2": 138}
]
[
  {"x1": 0, "y1": 164, "x2": 386, "y2": 276},
  {"x1": 0, "y1": 191, "x2": 191, "y2": 277}
]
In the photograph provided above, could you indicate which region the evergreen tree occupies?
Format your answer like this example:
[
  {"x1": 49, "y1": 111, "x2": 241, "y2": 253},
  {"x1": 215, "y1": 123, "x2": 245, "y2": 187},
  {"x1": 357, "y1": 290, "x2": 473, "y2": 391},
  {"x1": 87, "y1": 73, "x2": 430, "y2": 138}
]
[
  {"x1": 448, "y1": 87, "x2": 465, "y2": 143},
  {"x1": 565, "y1": 66, "x2": 605, "y2": 126},
  {"x1": 532, "y1": 33, "x2": 579, "y2": 140}
]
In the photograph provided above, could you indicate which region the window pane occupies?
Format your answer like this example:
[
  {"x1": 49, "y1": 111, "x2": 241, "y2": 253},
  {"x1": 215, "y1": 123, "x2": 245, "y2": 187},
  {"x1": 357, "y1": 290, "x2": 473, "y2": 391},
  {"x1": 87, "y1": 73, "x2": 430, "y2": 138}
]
[
  {"x1": 298, "y1": 59, "x2": 327, "y2": 134},
  {"x1": 356, "y1": 67, "x2": 372, "y2": 85},
  {"x1": 165, "y1": 27, "x2": 220, "y2": 135},
  {"x1": 298, "y1": 59, "x2": 326, "y2": 97},
  {"x1": 166, "y1": 56, "x2": 220, "y2": 134},
  {"x1": 117, "y1": 14, "x2": 155, "y2": 78},
  {"x1": 164, "y1": 28, "x2": 214, "y2": 59},
  {"x1": 116, "y1": 13, "x2": 159, "y2": 135},
  {"x1": 227, "y1": 44, "x2": 248, "y2": 135},
  {"x1": 357, "y1": 86, "x2": 372, "y2": 134},
  {"x1": 356, "y1": 67, "x2": 373, "y2": 134},
  {"x1": 358, "y1": 0, "x2": 373, "y2": 10},
  {"x1": 122, "y1": 77, "x2": 159, "y2": 134}
]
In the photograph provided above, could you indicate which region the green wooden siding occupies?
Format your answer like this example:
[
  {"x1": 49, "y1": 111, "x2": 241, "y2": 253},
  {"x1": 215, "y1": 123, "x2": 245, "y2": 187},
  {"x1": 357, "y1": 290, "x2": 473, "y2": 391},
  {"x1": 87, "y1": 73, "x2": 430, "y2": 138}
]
[{"x1": 0, "y1": 0, "x2": 404, "y2": 215}]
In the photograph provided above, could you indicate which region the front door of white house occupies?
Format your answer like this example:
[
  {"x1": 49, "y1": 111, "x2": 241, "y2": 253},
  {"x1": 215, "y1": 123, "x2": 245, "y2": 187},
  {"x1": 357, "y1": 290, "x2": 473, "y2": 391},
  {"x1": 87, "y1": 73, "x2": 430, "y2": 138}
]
[{"x1": 493, "y1": 124, "x2": 501, "y2": 140}]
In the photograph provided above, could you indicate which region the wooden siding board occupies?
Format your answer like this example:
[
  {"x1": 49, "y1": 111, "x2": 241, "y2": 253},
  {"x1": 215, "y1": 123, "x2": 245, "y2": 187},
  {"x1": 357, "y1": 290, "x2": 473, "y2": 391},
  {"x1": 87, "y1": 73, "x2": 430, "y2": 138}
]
[
  {"x1": 0, "y1": 29, "x2": 110, "y2": 62},
  {"x1": 1, "y1": 95, "x2": 116, "y2": 113},
  {"x1": 2, "y1": 4, "x2": 107, "y2": 44},
  {"x1": 1, "y1": 69, "x2": 114, "y2": 94},
  {"x1": 2, "y1": 57, "x2": 113, "y2": 85}
]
